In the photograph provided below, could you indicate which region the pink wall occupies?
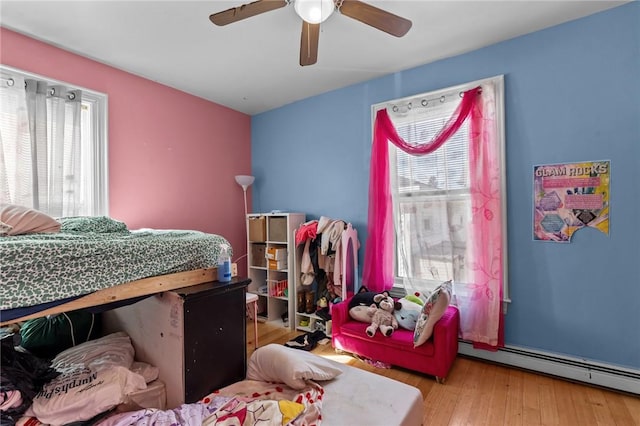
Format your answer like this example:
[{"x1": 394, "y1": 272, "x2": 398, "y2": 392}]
[{"x1": 1, "y1": 28, "x2": 253, "y2": 274}]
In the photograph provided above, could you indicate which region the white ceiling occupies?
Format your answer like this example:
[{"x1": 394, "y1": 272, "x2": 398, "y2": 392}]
[{"x1": 0, "y1": 1, "x2": 627, "y2": 115}]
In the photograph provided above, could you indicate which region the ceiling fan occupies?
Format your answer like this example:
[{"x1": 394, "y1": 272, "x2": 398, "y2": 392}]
[{"x1": 209, "y1": 0, "x2": 412, "y2": 66}]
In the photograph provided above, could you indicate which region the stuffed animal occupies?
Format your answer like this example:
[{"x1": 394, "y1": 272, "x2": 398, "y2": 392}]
[
  {"x1": 365, "y1": 293, "x2": 399, "y2": 337},
  {"x1": 405, "y1": 290, "x2": 427, "y2": 306},
  {"x1": 348, "y1": 291, "x2": 377, "y2": 323},
  {"x1": 393, "y1": 297, "x2": 422, "y2": 330},
  {"x1": 317, "y1": 296, "x2": 328, "y2": 309}
]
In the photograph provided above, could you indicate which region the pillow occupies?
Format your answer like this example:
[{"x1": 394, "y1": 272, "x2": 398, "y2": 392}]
[
  {"x1": 0, "y1": 204, "x2": 60, "y2": 236},
  {"x1": 347, "y1": 292, "x2": 377, "y2": 323},
  {"x1": 393, "y1": 298, "x2": 423, "y2": 330},
  {"x1": 347, "y1": 291, "x2": 377, "y2": 310},
  {"x1": 31, "y1": 332, "x2": 147, "y2": 425},
  {"x1": 246, "y1": 343, "x2": 342, "y2": 389},
  {"x1": 413, "y1": 280, "x2": 452, "y2": 347},
  {"x1": 349, "y1": 306, "x2": 374, "y2": 323}
]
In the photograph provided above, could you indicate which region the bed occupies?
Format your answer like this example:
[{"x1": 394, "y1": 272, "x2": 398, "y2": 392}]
[
  {"x1": 8, "y1": 329, "x2": 422, "y2": 425},
  {"x1": 0, "y1": 215, "x2": 233, "y2": 325},
  {"x1": 89, "y1": 343, "x2": 424, "y2": 426},
  {"x1": 320, "y1": 359, "x2": 423, "y2": 425}
]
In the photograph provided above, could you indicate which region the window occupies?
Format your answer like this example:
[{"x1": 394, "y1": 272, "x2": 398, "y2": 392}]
[
  {"x1": 77, "y1": 90, "x2": 109, "y2": 216},
  {"x1": 374, "y1": 76, "x2": 508, "y2": 302},
  {"x1": 0, "y1": 65, "x2": 108, "y2": 216}
]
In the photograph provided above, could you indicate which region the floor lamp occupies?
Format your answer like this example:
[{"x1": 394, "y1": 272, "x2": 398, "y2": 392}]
[
  {"x1": 235, "y1": 175, "x2": 255, "y2": 218},
  {"x1": 235, "y1": 175, "x2": 258, "y2": 348},
  {"x1": 235, "y1": 174, "x2": 255, "y2": 269}
]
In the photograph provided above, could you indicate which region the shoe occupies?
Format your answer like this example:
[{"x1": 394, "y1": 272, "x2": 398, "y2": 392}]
[
  {"x1": 297, "y1": 291, "x2": 306, "y2": 313},
  {"x1": 309, "y1": 329, "x2": 327, "y2": 341},
  {"x1": 316, "y1": 307, "x2": 331, "y2": 321}
]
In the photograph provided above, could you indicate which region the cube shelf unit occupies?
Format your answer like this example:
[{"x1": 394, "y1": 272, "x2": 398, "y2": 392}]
[{"x1": 246, "y1": 212, "x2": 305, "y2": 329}]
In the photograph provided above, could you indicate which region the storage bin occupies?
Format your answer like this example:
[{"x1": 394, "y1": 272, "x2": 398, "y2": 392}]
[
  {"x1": 266, "y1": 247, "x2": 287, "y2": 260},
  {"x1": 268, "y1": 279, "x2": 288, "y2": 297},
  {"x1": 268, "y1": 217, "x2": 288, "y2": 242},
  {"x1": 123, "y1": 380, "x2": 167, "y2": 410},
  {"x1": 249, "y1": 216, "x2": 266, "y2": 242},
  {"x1": 268, "y1": 259, "x2": 287, "y2": 270},
  {"x1": 251, "y1": 243, "x2": 266, "y2": 268}
]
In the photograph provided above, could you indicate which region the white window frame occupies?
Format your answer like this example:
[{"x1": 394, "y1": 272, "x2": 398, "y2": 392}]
[
  {"x1": 0, "y1": 65, "x2": 109, "y2": 216},
  {"x1": 372, "y1": 75, "x2": 509, "y2": 305}
]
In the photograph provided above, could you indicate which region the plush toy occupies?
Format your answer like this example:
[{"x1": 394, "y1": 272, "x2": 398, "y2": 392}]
[
  {"x1": 347, "y1": 291, "x2": 378, "y2": 323},
  {"x1": 393, "y1": 297, "x2": 422, "y2": 330},
  {"x1": 365, "y1": 293, "x2": 399, "y2": 337},
  {"x1": 406, "y1": 290, "x2": 427, "y2": 306}
]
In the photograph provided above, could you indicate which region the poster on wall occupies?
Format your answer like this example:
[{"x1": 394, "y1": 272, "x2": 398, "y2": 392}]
[{"x1": 533, "y1": 160, "x2": 610, "y2": 242}]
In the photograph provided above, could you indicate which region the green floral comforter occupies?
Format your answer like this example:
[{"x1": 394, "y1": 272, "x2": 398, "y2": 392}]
[{"x1": 0, "y1": 216, "x2": 231, "y2": 310}]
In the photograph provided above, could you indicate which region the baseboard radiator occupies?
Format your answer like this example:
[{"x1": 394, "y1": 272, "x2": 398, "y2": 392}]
[{"x1": 458, "y1": 341, "x2": 640, "y2": 395}]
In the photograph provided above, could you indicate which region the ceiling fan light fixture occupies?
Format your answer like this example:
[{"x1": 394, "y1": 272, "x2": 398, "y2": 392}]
[
  {"x1": 294, "y1": 0, "x2": 334, "y2": 24},
  {"x1": 209, "y1": 0, "x2": 412, "y2": 67}
]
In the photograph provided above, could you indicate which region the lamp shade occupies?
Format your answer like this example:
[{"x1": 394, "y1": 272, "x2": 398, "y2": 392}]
[
  {"x1": 294, "y1": 0, "x2": 334, "y2": 24},
  {"x1": 235, "y1": 175, "x2": 255, "y2": 190}
]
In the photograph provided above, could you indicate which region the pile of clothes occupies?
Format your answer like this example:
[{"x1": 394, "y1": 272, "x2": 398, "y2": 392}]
[
  {"x1": 1, "y1": 322, "x2": 163, "y2": 425},
  {"x1": 1, "y1": 336, "x2": 60, "y2": 425},
  {"x1": 284, "y1": 330, "x2": 329, "y2": 352}
]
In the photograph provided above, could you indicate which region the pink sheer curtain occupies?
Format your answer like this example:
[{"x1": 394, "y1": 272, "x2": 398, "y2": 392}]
[
  {"x1": 363, "y1": 87, "x2": 481, "y2": 292},
  {"x1": 464, "y1": 85, "x2": 504, "y2": 348},
  {"x1": 363, "y1": 85, "x2": 504, "y2": 348}
]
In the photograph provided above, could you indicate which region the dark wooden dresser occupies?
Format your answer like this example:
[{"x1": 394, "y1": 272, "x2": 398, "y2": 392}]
[{"x1": 103, "y1": 277, "x2": 250, "y2": 407}]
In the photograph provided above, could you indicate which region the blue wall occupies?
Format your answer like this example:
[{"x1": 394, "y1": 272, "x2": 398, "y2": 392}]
[{"x1": 252, "y1": 3, "x2": 639, "y2": 369}]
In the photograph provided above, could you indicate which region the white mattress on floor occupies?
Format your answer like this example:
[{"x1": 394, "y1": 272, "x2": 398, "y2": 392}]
[{"x1": 321, "y1": 360, "x2": 423, "y2": 426}]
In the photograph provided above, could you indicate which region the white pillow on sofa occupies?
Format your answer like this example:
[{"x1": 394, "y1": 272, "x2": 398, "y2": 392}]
[
  {"x1": 413, "y1": 281, "x2": 452, "y2": 347},
  {"x1": 246, "y1": 344, "x2": 342, "y2": 389}
]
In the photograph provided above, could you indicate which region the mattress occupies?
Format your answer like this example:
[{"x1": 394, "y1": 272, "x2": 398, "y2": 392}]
[
  {"x1": 0, "y1": 216, "x2": 230, "y2": 312},
  {"x1": 322, "y1": 360, "x2": 423, "y2": 426}
]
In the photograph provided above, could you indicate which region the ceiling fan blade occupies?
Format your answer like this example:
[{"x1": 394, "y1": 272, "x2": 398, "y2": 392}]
[
  {"x1": 209, "y1": 0, "x2": 287, "y2": 26},
  {"x1": 339, "y1": 0, "x2": 412, "y2": 37},
  {"x1": 300, "y1": 21, "x2": 320, "y2": 66}
]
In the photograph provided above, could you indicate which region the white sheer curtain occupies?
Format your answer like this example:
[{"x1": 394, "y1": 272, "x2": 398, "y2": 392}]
[
  {"x1": 0, "y1": 72, "x2": 83, "y2": 217},
  {"x1": 392, "y1": 101, "x2": 471, "y2": 290}
]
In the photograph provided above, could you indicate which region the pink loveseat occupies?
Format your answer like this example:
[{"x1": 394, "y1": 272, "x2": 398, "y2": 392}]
[{"x1": 331, "y1": 297, "x2": 460, "y2": 383}]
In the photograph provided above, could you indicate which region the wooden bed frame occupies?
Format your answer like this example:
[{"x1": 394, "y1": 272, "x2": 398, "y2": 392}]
[{"x1": 0, "y1": 263, "x2": 238, "y2": 326}]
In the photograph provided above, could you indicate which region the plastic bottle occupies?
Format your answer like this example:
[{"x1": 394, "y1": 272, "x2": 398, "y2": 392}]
[{"x1": 217, "y1": 244, "x2": 232, "y2": 283}]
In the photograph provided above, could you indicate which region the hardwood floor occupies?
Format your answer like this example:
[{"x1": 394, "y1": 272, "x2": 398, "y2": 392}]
[{"x1": 247, "y1": 321, "x2": 640, "y2": 426}]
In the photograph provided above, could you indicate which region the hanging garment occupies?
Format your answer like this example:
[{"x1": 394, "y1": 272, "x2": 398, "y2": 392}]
[{"x1": 294, "y1": 220, "x2": 318, "y2": 246}]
